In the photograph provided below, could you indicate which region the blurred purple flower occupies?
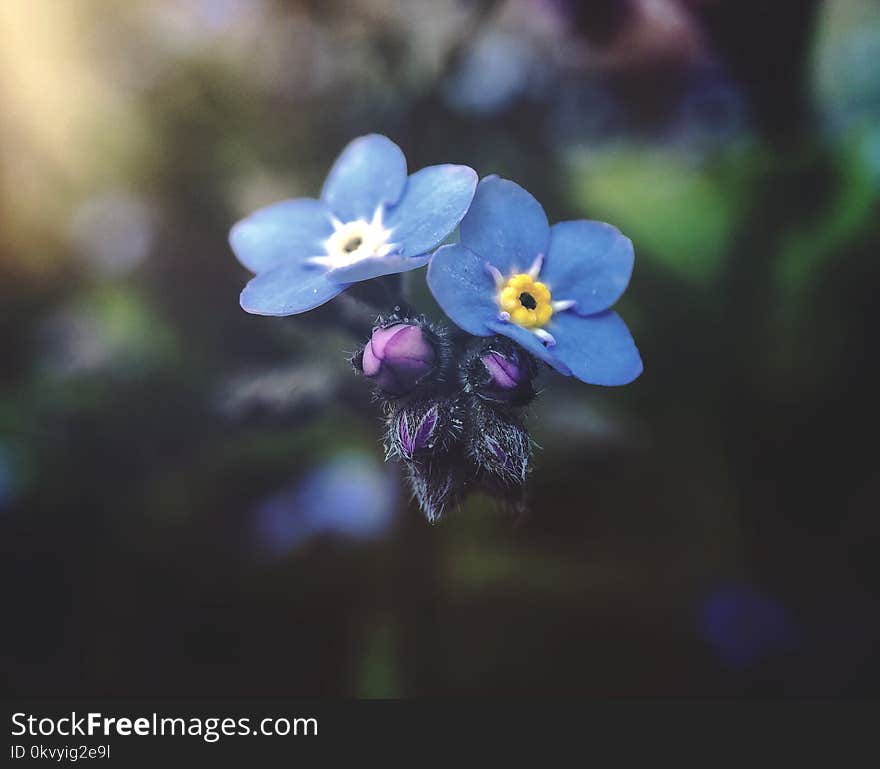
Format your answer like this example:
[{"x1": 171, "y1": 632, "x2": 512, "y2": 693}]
[
  {"x1": 700, "y1": 584, "x2": 801, "y2": 671},
  {"x1": 670, "y1": 69, "x2": 748, "y2": 149},
  {"x1": 445, "y1": 32, "x2": 550, "y2": 115},
  {"x1": 251, "y1": 452, "x2": 398, "y2": 558}
]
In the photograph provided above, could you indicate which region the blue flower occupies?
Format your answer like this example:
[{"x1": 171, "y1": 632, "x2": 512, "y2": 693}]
[
  {"x1": 231, "y1": 134, "x2": 478, "y2": 316},
  {"x1": 427, "y1": 176, "x2": 642, "y2": 385},
  {"x1": 251, "y1": 452, "x2": 398, "y2": 558}
]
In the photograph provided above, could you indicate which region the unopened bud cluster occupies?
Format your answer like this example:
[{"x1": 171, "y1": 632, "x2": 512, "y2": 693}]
[{"x1": 352, "y1": 311, "x2": 537, "y2": 521}]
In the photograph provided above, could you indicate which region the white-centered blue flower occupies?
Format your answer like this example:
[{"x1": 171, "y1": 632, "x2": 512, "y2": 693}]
[
  {"x1": 231, "y1": 134, "x2": 478, "y2": 316},
  {"x1": 427, "y1": 176, "x2": 643, "y2": 386}
]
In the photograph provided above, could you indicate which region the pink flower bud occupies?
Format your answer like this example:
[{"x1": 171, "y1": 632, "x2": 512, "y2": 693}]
[{"x1": 361, "y1": 323, "x2": 436, "y2": 395}]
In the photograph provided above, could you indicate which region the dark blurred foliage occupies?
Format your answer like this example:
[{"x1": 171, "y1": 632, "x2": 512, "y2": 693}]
[{"x1": 1, "y1": 0, "x2": 879, "y2": 697}]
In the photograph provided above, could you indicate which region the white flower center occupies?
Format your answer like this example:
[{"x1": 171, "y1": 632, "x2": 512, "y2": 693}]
[{"x1": 311, "y1": 207, "x2": 395, "y2": 271}]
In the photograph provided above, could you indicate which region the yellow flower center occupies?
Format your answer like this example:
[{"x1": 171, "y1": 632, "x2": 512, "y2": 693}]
[{"x1": 498, "y1": 273, "x2": 553, "y2": 329}]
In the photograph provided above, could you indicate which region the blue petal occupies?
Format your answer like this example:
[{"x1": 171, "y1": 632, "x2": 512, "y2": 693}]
[
  {"x1": 320, "y1": 134, "x2": 407, "y2": 222},
  {"x1": 459, "y1": 176, "x2": 550, "y2": 274},
  {"x1": 229, "y1": 198, "x2": 333, "y2": 274},
  {"x1": 240, "y1": 261, "x2": 346, "y2": 316},
  {"x1": 549, "y1": 311, "x2": 642, "y2": 385},
  {"x1": 426, "y1": 244, "x2": 497, "y2": 336},
  {"x1": 542, "y1": 220, "x2": 634, "y2": 315},
  {"x1": 385, "y1": 165, "x2": 478, "y2": 257},
  {"x1": 486, "y1": 320, "x2": 572, "y2": 375},
  {"x1": 328, "y1": 253, "x2": 430, "y2": 283}
]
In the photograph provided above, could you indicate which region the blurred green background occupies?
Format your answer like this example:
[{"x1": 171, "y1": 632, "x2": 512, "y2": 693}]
[{"x1": 2, "y1": 0, "x2": 878, "y2": 697}]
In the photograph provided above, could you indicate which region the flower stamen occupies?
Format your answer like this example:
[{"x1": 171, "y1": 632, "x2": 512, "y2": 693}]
[
  {"x1": 527, "y1": 253, "x2": 544, "y2": 278},
  {"x1": 497, "y1": 272, "x2": 553, "y2": 329},
  {"x1": 485, "y1": 263, "x2": 505, "y2": 289},
  {"x1": 311, "y1": 206, "x2": 394, "y2": 270},
  {"x1": 341, "y1": 235, "x2": 363, "y2": 253}
]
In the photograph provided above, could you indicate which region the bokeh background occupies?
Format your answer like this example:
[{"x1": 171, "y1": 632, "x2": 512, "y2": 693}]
[{"x1": 2, "y1": 0, "x2": 879, "y2": 697}]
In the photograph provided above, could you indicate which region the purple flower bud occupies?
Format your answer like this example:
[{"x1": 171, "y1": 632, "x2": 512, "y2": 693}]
[
  {"x1": 404, "y1": 457, "x2": 462, "y2": 524},
  {"x1": 481, "y1": 351, "x2": 524, "y2": 391},
  {"x1": 387, "y1": 397, "x2": 462, "y2": 461},
  {"x1": 466, "y1": 400, "x2": 531, "y2": 489},
  {"x1": 360, "y1": 322, "x2": 436, "y2": 396},
  {"x1": 384, "y1": 396, "x2": 466, "y2": 521},
  {"x1": 397, "y1": 404, "x2": 439, "y2": 457},
  {"x1": 463, "y1": 339, "x2": 536, "y2": 406}
]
